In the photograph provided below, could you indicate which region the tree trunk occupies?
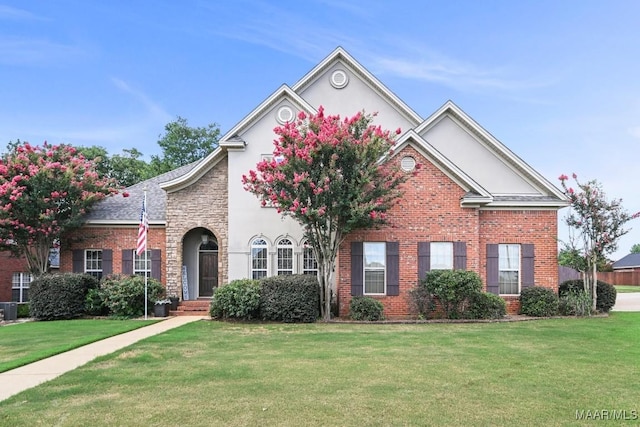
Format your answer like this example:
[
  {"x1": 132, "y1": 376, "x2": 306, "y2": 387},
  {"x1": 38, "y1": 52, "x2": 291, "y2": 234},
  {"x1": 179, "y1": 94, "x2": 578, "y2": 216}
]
[{"x1": 592, "y1": 259, "x2": 598, "y2": 312}]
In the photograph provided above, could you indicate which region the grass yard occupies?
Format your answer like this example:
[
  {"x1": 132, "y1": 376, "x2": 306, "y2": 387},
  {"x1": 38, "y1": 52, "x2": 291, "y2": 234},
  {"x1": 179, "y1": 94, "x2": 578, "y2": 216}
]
[
  {"x1": 1, "y1": 314, "x2": 639, "y2": 426},
  {"x1": 0, "y1": 319, "x2": 156, "y2": 373},
  {"x1": 615, "y1": 285, "x2": 640, "y2": 293}
]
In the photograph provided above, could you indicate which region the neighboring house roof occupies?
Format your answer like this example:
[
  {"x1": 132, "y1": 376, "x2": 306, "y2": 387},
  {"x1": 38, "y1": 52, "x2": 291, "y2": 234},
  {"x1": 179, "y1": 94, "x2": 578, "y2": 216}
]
[
  {"x1": 84, "y1": 160, "x2": 202, "y2": 225},
  {"x1": 613, "y1": 253, "x2": 640, "y2": 270}
]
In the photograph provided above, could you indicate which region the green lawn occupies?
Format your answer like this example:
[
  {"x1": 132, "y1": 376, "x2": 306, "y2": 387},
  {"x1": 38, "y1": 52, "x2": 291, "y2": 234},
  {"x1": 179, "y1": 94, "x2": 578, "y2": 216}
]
[
  {"x1": 615, "y1": 285, "x2": 640, "y2": 293},
  {"x1": 0, "y1": 319, "x2": 156, "y2": 372},
  {"x1": 1, "y1": 314, "x2": 639, "y2": 426}
]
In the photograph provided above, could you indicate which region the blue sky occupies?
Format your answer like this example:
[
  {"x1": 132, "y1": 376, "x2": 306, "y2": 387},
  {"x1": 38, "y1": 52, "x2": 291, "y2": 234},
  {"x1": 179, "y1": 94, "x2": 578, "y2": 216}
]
[{"x1": 1, "y1": 0, "x2": 639, "y2": 260}]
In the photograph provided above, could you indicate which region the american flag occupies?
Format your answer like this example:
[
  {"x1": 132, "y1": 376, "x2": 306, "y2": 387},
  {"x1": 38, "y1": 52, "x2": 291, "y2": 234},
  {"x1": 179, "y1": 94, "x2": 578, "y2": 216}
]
[{"x1": 136, "y1": 198, "x2": 148, "y2": 256}]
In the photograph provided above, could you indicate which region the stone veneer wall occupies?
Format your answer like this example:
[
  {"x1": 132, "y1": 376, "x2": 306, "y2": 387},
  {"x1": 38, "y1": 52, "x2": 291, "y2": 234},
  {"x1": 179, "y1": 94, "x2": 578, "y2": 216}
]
[{"x1": 164, "y1": 156, "x2": 229, "y2": 297}]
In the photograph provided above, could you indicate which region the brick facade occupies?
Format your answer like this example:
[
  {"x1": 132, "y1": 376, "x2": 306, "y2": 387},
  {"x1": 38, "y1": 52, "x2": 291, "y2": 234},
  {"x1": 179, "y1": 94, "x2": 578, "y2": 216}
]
[
  {"x1": 337, "y1": 145, "x2": 559, "y2": 318},
  {"x1": 164, "y1": 156, "x2": 228, "y2": 297},
  {"x1": 0, "y1": 252, "x2": 29, "y2": 301},
  {"x1": 60, "y1": 226, "x2": 167, "y2": 283}
]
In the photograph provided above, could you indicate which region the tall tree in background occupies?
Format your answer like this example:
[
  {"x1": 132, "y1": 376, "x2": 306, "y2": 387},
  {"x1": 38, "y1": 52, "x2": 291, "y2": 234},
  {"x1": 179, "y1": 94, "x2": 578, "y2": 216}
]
[
  {"x1": 559, "y1": 173, "x2": 639, "y2": 311},
  {"x1": 149, "y1": 116, "x2": 220, "y2": 175},
  {"x1": 243, "y1": 107, "x2": 409, "y2": 320},
  {"x1": 630, "y1": 243, "x2": 640, "y2": 254},
  {"x1": 0, "y1": 142, "x2": 122, "y2": 274}
]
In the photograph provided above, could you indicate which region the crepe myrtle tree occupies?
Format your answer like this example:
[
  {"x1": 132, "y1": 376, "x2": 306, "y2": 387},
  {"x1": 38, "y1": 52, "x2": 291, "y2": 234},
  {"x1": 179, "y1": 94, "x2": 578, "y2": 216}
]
[
  {"x1": 0, "y1": 142, "x2": 124, "y2": 275},
  {"x1": 559, "y1": 173, "x2": 639, "y2": 311},
  {"x1": 243, "y1": 106, "x2": 413, "y2": 320}
]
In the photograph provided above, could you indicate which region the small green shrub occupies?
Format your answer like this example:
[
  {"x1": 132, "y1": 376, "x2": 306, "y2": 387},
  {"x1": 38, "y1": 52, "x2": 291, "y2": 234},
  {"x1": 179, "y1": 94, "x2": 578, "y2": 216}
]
[
  {"x1": 17, "y1": 303, "x2": 30, "y2": 318},
  {"x1": 85, "y1": 287, "x2": 109, "y2": 316},
  {"x1": 29, "y1": 273, "x2": 99, "y2": 320},
  {"x1": 349, "y1": 296, "x2": 384, "y2": 321},
  {"x1": 408, "y1": 282, "x2": 435, "y2": 318},
  {"x1": 422, "y1": 270, "x2": 483, "y2": 319},
  {"x1": 559, "y1": 279, "x2": 617, "y2": 313},
  {"x1": 559, "y1": 290, "x2": 592, "y2": 316},
  {"x1": 100, "y1": 274, "x2": 164, "y2": 318},
  {"x1": 210, "y1": 279, "x2": 260, "y2": 320},
  {"x1": 520, "y1": 286, "x2": 558, "y2": 317},
  {"x1": 260, "y1": 275, "x2": 319, "y2": 323},
  {"x1": 466, "y1": 292, "x2": 506, "y2": 319}
]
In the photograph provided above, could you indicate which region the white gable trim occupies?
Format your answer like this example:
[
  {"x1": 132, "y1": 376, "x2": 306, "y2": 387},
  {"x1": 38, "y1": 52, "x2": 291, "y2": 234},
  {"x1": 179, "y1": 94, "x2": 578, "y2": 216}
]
[
  {"x1": 390, "y1": 130, "x2": 493, "y2": 207},
  {"x1": 416, "y1": 101, "x2": 569, "y2": 204},
  {"x1": 292, "y1": 47, "x2": 423, "y2": 127},
  {"x1": 159, "y1": 146, "x2": 225, "y2": 193}
]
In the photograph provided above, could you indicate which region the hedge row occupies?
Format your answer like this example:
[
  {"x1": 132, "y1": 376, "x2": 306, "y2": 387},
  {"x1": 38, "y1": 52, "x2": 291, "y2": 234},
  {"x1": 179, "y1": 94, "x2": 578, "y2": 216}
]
[{"x1": 210, "y1": 275, "x2": 320, "y2": 323}]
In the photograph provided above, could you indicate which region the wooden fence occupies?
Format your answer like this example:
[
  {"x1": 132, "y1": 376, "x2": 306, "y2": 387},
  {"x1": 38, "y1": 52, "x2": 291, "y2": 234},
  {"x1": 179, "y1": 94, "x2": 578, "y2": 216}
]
[{"x1": 558, "y1": 266, "x2": 640, "y2": 286}]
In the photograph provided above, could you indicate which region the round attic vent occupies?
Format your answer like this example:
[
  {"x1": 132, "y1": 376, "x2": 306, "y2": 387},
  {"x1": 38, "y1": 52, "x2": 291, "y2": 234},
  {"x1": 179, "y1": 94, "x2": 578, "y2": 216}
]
[
  {"x1": 276, "y1": 106, "x2": 294, "y2": 124},
  {"x1": 330, "y1": 69, "x2": 349, "y2": 89},
  {"x1": 400, "y1": 156, "x2": 416, "y2": 172}
]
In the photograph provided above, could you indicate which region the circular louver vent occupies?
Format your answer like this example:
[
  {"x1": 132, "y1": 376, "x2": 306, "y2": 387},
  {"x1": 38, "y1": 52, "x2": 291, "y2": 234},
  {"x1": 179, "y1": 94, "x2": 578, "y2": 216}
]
[
  {"x1": 401, "y1": 156, "x2": 416, "y2": 172},
  {"x1": 276, "y1": 106, "x2": 294, "y2": 124},
  {"x1": 330, "y1": 69, "x2": 349, "y2": 89}
]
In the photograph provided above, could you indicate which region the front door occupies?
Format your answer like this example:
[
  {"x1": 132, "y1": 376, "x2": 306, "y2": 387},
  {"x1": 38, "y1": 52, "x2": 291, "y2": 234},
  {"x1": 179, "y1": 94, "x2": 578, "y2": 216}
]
[{"x1": 199, "y1": 251, "x2": 218, "y2": 297}]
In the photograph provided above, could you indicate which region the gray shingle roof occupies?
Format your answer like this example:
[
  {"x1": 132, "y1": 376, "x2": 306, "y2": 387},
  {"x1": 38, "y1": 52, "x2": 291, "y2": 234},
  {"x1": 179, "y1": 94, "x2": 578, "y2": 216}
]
[
  {"x1": 613, "y1": 253, "x2": 640, "y2": 269},
  {"x1": 83, "y1": 160, "x2": 202, "y2": 223}
]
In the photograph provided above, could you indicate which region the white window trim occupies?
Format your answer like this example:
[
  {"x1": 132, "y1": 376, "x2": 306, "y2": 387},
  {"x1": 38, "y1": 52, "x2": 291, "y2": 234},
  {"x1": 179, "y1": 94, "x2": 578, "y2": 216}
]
[
  {"x1": 276, "y1": 238, "x2": 294, "y2": 275},
  {"x1": 302, "y1": 240, "x2": 318, "y2": 276},
  {"x1": 430, "y1": 242, "x2": 454, "y2": 270},
  {"x1": 84, "y1": 249, "x2": 103, "y2": 278},
  {"x1": 363, "y1": 242, "x2": 386, "y2": 295},
  {"x1": 12, "y1": 272, "x2": 32, "y2": 303},
  {"x1": 499, "y1": 244, "x2": 521, "y2": 296},
  {"x1": 251, "y1": 238, "x2": 269, "y2": 279},
  {"x1": 133, "y1": 249, "x2": 152, "y2": 278}
]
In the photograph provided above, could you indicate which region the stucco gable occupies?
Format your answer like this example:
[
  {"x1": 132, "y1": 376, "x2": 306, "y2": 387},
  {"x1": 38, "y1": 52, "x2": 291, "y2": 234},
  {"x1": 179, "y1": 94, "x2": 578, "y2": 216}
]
[{"x1": 416, "y1": 101, "x2": 568, "y2": 207}]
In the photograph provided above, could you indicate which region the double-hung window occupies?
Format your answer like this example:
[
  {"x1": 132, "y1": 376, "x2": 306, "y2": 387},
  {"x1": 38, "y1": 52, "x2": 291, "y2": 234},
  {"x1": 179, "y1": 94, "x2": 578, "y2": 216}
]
[
  {"x1": 430, "y1": 242, "x2": 453, "y2": 270},
  {"x1": 12, "y1": 272, "x2": 32, "y2": 302},
  {"x1": 85, "y1": 249, "x2": 103, "y2": 279},
  {"x1": 499, "y1": 244, "x2": 520, "y2": 294},
  {"x1": 302, "y1": 240, "x2": 318, "y2": 275},
  {"x1": 363, "y1": 242, "x2": 386, "y2": 294},
  {"x1": 277, "y1": 238, "x2": 294, "y2": 275},
  {"x1": 251, "y1": 238, "x2": 268, "y2": 279},
  {"x1": 134, "y1": 250, "x2": 152, "y2": 278}
]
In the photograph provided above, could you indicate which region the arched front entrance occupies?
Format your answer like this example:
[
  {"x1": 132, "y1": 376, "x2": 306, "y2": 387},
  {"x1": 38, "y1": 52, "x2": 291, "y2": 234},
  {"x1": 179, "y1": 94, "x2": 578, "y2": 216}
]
[
  {"x1": 198, "y1": 236, "x2": 218, "y2": 297},
  {"x1": 182, "y1": 228, "x2": 219, "y2": 300}
]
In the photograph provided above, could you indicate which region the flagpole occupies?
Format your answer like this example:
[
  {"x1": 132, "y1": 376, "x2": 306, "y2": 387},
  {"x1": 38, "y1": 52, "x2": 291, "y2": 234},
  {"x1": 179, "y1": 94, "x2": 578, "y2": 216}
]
[{"x1": 144, "y1": 188, "x2": 148, "y2": 320}]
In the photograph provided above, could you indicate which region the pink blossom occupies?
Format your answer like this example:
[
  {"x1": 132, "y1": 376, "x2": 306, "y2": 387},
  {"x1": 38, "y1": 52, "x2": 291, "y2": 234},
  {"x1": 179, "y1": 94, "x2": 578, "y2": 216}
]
[{"x1": 558, "y1": 174, "x2": 568, "y2": 181}]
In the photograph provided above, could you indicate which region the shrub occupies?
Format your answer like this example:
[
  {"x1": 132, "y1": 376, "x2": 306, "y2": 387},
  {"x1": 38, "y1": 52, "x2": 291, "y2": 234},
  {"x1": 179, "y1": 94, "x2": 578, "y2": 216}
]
[
  {"x1": 466, "y1": 292, "x2": 506, "y2": 319},
  {"x1": 349, "y1": 296, "x2": 384, "y2": 321},
  {"x1": 100, "y1": 274, "x2": 164, "y2": 318},
  {"x1": 29, "y1": 273, "x2": 99, "y2": 320},
  {"x1": 519, "y1": 286, "x2": 558, "y2": 317},
  {"x1": 260, "y1": 275, "x2": 319, "y2": 323},
  {"x1": 17, "y1": 303, "x2": 30, "y2": 318},
  {"x1": 85, "y1": 287, "x2": 109, "y2": 316},
  {"x1": 408, "y1": 282, "x2": 435, "y2": 318},
  {"x1": 559, "y1": 290, "x2": 592, "y2": 316},
  {"x1": 559, "y1": 279, "x2": 617, "y2": 313},
  {"x1": 210, "y1": 279, "x2": 260, "y2": 320},
  {"x1": 422, "y1": 270, "x2": 483, "y2": 319}
]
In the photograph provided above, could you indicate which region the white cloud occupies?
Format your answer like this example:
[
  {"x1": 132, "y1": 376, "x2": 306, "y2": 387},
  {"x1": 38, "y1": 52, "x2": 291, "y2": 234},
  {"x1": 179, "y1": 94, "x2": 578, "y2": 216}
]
[
  {"x1": 0, "y1": 5, "x2": 47, "y2": 21},
  {"x1": 0, "y1": 37, "x2": 83, "y2": 65}
]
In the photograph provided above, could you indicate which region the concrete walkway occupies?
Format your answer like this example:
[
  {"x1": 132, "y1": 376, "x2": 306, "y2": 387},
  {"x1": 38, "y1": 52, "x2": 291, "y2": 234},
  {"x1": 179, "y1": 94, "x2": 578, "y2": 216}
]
[
  {"x1": 0, "y1": 316, "x2": 206, "y2": 402},
  {"x1": 611, "y1": 292, "x2": 640, "y2": 312}
]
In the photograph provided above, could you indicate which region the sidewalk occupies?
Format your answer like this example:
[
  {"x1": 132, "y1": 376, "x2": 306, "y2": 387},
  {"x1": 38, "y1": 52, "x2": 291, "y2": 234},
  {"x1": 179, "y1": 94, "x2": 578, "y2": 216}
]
[
  {"x1": 0, "y1": 316, "x2": 206, "y2": 402},
  {"x1": 611, "y1": 292, "x2": 640, "y2": 312}
]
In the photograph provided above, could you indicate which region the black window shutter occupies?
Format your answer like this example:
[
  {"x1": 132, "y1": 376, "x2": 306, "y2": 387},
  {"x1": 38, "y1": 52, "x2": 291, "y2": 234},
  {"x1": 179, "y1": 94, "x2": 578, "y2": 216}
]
[
  {"x1": 102, "y1": 249, "x2": 113, "y2": 275},
  {"x1": 151, "y1": 249, "x2": 162, "y2": 281},
  {"x1": 417, "y1": 242, "x2": 430, "y2": 281},
  {"x1": 122, "y1": 249, "x2": 133, "y2": 275},
  {"x1": 351, "y1": 242, "x2": 363, "y2": 296},
  {"x1": 386, "y1": 242, "x2": 399, "y2": 296},
  {"x1": 521, "y1": 244, "x2": 535, "y2": 289},
  {"x1": 453, "y1": 242, "x2": 467, "y2": 270},
  {"x1": 486, "y1": 244, "x2": 499, "y2": 295},
  {"x1": 72, "y1": 249, "x2": 84, "y2": 273}
]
